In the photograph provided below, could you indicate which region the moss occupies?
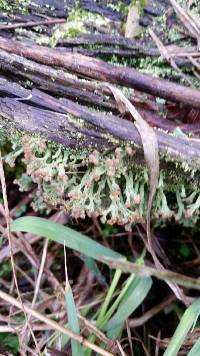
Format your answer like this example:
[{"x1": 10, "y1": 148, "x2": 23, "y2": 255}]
[
  {"x1": 0, "y1": 0, "x2": 29, "y2": 12},
  {"x1": 107, "y1": 1, "x2": 129, "y2": 15},
  {"x1": 50, "y1": 7, "x2": 109, "y2": 47},
  {"x1": 130, "y1": 0, "x2": 147, "y2": 16}
]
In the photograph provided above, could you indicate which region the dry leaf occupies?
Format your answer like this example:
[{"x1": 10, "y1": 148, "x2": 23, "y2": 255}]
[
  {"x1": 170, "y1": 0, "x2": 200, "y2": 48},
  {"x1": 125, "y1": 5, "x2": 142, "y2": 38},
  {"x1": 99, "y1": 84, "x2": 159, "y2": 243}
]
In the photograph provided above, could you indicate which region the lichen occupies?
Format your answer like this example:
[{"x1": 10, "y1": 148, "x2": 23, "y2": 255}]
[{"x1": 2, "y1": 131, "x2": 200, "y2": 229}]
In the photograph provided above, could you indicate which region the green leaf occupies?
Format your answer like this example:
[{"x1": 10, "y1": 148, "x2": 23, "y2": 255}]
[
  {"x1": 105, "y1": 276, "x2": 152, "y2": 333},
  {"x1": 0, "y1": 333, "x2": 19, "y2": 355},
  {"x1": 11, "y1": 217, "x2": 123, "y2": 262},
  {"x1": 81, "y1": 255, "x2": 107, "y2": 286},
  {"x1": 106, "y1": 324, "x2": 123, "y2": 339},
  {"x1": 65, "y1": 283, "x2": 83, "y2": 355},
  {"x1": 164, "y1": 298, "x2": 200, "y2": 356}
]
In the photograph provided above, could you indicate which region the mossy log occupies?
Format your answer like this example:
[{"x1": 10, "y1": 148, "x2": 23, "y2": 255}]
[
  {"x1": 0, "y1": 30, "x2": 200, "y2": 227},
  {"x1": 1, "y1": 77, "x2": 200, "y2": 228}
]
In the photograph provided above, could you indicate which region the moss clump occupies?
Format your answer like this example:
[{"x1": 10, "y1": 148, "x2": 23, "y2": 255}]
[
  {"x1": 0, "y1": 0, "x2": 28, "y2": 12},
  {"x1": 130, "y1": 0, "x2": 147, "y2": 16},
  {"x1": 50, "y1": 8, "x2": 109, "y2": 47},
  {"x1": 2, "y1": 132, "x2": 200, "y2": 230}
]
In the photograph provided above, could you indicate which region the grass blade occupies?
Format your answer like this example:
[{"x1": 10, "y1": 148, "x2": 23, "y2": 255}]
[
  {"x1": 164, "y1": 298, "x2": 200, "y2": 356},
  {"x1": 64, "y1": 245, "x2": 83, "y2": 356},
  {"x1": 65, "y1": 283, "x2": 83, "y2": 356},
  {"x1": 105, "y1": 276, "x2": 152, "y2": 333},
  {"x1": 11, "y1": 217, "x2": 123, "y2": 262},
  {"x1": 81, "y1": 255, "x2": 107, "y2": 287}
]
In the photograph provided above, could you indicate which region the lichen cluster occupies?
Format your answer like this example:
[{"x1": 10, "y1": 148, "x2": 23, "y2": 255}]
[{"x1": 2, "y1": 132, "x2": 200, "y2": 229}]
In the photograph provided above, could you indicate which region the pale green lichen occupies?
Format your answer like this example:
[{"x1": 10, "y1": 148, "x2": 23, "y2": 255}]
[{"x1": 2, "y1": 131, "x2": 200, "y2": 229}]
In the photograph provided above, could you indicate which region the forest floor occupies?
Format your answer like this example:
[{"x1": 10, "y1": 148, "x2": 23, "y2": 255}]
[{"x1": 0, "y1": 1, "x2": 200, "y2": 355}]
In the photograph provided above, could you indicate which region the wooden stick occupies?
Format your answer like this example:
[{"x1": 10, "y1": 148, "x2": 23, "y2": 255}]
[
  {"x1": 0, "y1": 36, "x2": 200, "y2": 108},
  {"x1": 0, "y1": 18, "x2": 66, "y2": 31},
  {"x1": 0, "y1": 52, "x2": 176, "y2": 130}
]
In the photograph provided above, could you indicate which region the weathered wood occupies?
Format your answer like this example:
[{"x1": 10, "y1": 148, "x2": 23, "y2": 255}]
[
  {"x1": 0, "y1": 82, "x2": 200, "y2": 169},
  {"x1": 0, "y1": 51, "x2": 177, "y2": 131},
  {"x1": 58, "y1": 34, "x2": 190, "y2": 66},
  {"x1": 0, "y1": 37, "x2": 199, "y2": 109},
  {"x1": 0, "y1": 97, "x2": 107, "y2": 148},
  {"x1": 0, "y1": 18, "x2": 66, "y2": 31}
]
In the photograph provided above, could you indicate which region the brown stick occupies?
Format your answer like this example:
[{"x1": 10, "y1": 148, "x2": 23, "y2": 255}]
[
  {"x1": 0, "y1": 36, "x2": 199, "y2": 108},
  {"x1": 0, "y1": 18, "x2": 66, "y2": 31},
  {"x1": 0, "y1": 52, "x2": 176, "y2": 130}
]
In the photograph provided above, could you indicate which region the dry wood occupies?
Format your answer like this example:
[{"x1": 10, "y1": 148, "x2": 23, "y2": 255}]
[
  {"x1": 0, "y1": 53, "x2": 176, "y2": 131},
  {"x1": 1, "y1": 87, "x2": 200, "y2": 170},
  {"x1": 0, "y1": 37, "x2": 200, "y2": 108},
  {"x1": 0, "y1": 18, "x2": 66, "y2": 31},
  {"x1": 0, "y1": 289, "x2": 113, "y2": 356}
]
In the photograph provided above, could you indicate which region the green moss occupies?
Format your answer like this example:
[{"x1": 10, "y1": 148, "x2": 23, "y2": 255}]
[
  {"x1": 50, "y1": 7, "x2": 109, "y2": 47},
  {"x1": 107, "y1": 1, "x2": 129, "y2": 15},
  {"x1": 130, "y1": 0, "x2": 147, "y2": 16},
  {"x1": 0, "y1": 0, "x2": 29, "y2": 12}
]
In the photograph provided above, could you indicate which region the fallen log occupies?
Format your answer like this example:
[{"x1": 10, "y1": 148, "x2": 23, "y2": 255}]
[
  {"x1": 0, "y1": 80, "x2": 200, "y2": 167},
  {"x1": 57, "y1": 33, "x2": 191, "y2": 66},
  {"x1": 0, "y1": 18, "x2": 66, "y2": 31},
  {"x1": 1, "y1": 78, "x2": 200, "y2": 227},
  {"x1": 0, "y1": 36, "x2": 199, "y2": 109}
]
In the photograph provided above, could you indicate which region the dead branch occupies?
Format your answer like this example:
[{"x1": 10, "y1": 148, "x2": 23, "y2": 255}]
[{"x1": 0, "y1": 37, "x2": 200, "y2": 108}]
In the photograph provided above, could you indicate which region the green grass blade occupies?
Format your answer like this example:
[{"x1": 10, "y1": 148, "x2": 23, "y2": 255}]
[
  {"x1": 65, "y1": 284, "x2": 83, "y2": 356},
  {"x1": 164, "y1": 298, "x2": 200, "y2": 356},
  {"x1": 99, "y1": 274, "x2": 135, "y2": 330},
  {"x1": 97, "y1": 269, "x2": 122, "y2": 324},
  {"x1": 105, "y1": 276, "x2": 152, "y2": 333},
  {"x1": 81, "y1": 255, "x2": 107, "y2": 286},
  {"x1": 106, "y1": 324, "x2": 123, "y2": 339},
  {"x1": 11, "y1": 217, "x2": 123, "y2": 262},
  {"x1": 188, "y1": 337, "x2": 200, "y2": 356}
]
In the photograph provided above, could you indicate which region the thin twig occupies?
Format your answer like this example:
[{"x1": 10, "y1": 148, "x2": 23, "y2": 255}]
[
  {"x1": 0, "y1": 289, "x2": 114, "y2": 356},
  {"x1": 21, "y1": 239, "x2": 49, "y2": 347},
  {"x1": 0, "y1": 150, "x2": 40, "y2": 353},
  {"x1": 0, "y1": 18, "x2": 66, "y2": 31}
]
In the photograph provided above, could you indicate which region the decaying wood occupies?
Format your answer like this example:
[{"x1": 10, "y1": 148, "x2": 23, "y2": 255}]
[
  {"x1": 0, "y1": 37, "x2": 200, "y2": 109},
  {"x1": 0, "y1": 50, "x2": 177, "y2": 131},
  {"x1": 0, "y1": 79, "x2": 200, "y2": 172},
  {"x1": 0, "y1": 18, "x2": 66, "y2": 31},
  {"x1": 57, "y1": 33, "x2": 192, "y2": 66}
]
